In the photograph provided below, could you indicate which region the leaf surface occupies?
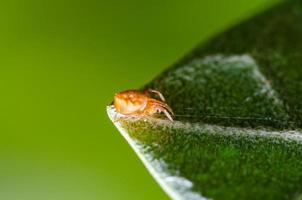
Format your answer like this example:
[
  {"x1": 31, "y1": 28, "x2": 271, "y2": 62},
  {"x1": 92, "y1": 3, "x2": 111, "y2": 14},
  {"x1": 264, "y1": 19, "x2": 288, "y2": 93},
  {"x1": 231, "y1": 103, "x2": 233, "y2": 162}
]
[{"x1": 108, "y1": 1, "x2": 302, "y2": 199}]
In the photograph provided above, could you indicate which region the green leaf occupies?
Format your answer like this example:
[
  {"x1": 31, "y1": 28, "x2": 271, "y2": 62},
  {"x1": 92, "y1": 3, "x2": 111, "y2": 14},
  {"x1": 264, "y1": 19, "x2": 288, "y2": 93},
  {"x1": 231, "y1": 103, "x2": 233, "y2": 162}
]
[{"x1": 108, "y1": 1, "x2": 302, "y2": 199}]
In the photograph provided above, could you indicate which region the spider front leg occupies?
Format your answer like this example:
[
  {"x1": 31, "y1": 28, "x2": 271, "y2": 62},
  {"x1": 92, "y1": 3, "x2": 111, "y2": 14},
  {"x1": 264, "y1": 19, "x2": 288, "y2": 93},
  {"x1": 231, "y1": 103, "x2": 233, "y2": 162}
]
[
  {"x1": 158, "y1": 106, "x2": 174, "y2": 122},
  {"x1": 149, "y1": 101, "x2": 174, "y2": 122},
  {"x1": 144, "y1": 89, "x2": 166, "y2": 102}
]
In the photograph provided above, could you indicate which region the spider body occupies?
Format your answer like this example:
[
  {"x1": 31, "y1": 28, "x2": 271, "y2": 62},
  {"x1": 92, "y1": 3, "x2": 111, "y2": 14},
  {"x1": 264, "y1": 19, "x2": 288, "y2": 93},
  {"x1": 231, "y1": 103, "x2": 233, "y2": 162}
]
[{"x1": 113, "y1": 89, "x2": 173, "y2": 121}]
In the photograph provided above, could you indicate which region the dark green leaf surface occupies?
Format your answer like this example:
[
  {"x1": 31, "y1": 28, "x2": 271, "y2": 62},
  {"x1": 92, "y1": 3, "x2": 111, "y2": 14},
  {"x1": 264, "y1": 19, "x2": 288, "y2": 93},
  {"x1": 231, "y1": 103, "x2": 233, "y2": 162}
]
[{"x1": 108, "y1": 1, "x2": 302, "y2": 199}]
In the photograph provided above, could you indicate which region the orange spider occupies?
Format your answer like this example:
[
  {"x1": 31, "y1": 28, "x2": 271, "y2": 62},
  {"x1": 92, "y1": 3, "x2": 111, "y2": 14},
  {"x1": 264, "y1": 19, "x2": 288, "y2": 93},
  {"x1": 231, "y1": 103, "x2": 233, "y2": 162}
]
[{"x1": 113, "y1": 89, "x2": 174, "y2": 121}]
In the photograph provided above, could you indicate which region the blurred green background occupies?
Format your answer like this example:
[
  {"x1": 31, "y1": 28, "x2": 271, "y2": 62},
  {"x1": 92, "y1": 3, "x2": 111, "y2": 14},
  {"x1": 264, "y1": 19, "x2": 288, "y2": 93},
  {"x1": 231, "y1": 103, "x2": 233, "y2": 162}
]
[{"x1": 0, "y1": 0, "x2": 278, "y2": 199}]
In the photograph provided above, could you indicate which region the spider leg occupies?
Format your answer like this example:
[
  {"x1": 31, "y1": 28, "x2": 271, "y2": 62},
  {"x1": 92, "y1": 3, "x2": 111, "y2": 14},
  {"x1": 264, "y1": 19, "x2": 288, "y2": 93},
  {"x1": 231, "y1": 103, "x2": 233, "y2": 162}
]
[
  {"x1": 144, "y1": 89, "x2": 166, "y2": 102},
  {"x1": 162, "y1": 109, "x2": 174, "y2": 121},
  {"x1": 162, "y1": 102, "x2": 174, "y2": 115},
  {"x1": 150, "y1": 101, "x2": 174, "y2": 122},
  {"x1": 149, "y1": 99, "x2": 174, "y2": 115}
]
